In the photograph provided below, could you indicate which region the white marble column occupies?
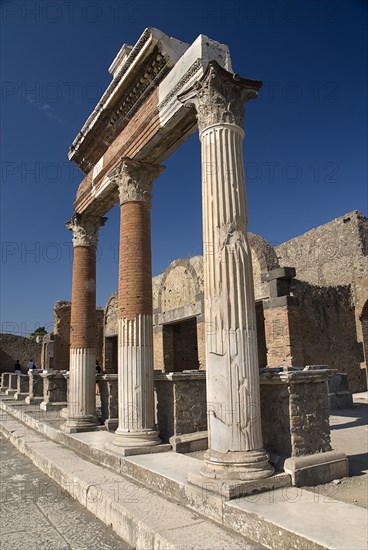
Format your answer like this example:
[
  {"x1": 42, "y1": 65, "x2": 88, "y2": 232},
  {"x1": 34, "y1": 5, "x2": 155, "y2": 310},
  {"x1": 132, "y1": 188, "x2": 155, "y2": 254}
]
[
  {"x1": 179, "y1": 62, "x2": 273, "y2": 480},
  {"x1": 108, "y1": 159, "x2": 164, "y2": 448},
  {"x1": 62, "y1": 213, "x2": 106, "y2": 433}
]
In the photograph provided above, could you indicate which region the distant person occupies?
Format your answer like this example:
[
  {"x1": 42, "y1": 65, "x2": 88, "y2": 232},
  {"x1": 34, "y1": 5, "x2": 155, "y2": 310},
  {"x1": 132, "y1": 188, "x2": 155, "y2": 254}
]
[
  {"x1": 14, "y1": 360, "x2": 22, "y2": 374},
  {"x1": 27, "y1": 359, "x2": 36, "y2": 371}
]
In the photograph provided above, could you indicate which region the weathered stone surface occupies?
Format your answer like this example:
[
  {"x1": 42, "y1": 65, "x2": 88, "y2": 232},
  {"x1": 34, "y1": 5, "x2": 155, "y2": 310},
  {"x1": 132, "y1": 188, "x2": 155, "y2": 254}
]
[
  {"x1": 284, "y1": 451, "x2": 348, "y2": 486},
  {"x1": 328, "y1": 373, "x2": 354, "y2": 410},
  {"x1": 14, "y1": 374, "x2": 29, "y2": 400},
  {"x1": 155, "y1": 372, "x2": 207, "y2": 442},
  {"x1": 99, "y1": 374, "x2": 118, "y2": 431},
  {"x1": 276, "y1": 210, "x2": 368, "y2": 391},
  {"x1": 0, "y1": 334, "x2": 41, "y2": 375},
  {"x1": 40, "y1": 372, "x2": 67, "y2": 411},
  {"x1": 25, "y1": 371, "x2": 43, "y2": 404},
  {"x1": 0, "y1": 373, "x2": 11, "y2": 392},
  {"x1": 260, "y1": 369, "x2": 333, "y2": 458}
]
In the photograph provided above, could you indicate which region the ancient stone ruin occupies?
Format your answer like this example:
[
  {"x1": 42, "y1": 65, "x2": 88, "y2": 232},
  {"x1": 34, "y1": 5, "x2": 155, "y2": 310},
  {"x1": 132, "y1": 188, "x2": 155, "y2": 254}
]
[{"x1": 3, "y1": 29, "x2": 367, "y2": 499}]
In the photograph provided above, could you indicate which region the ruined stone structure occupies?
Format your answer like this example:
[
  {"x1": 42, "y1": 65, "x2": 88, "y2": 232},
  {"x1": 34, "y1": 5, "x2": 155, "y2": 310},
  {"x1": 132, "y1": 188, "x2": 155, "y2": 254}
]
[
  {"x1": 62, "y1": 28, "x2": 280, "y2": 485},
  {"x1": 103, "y1": 211, "x2": 367, "y2": 393},
  {"x1": 276, "y1": 210, "x2": 368, "y2": 392},
  {"x1": 0, "y1": 333, "x2": 41, "y2": 374},
  {"x1": 41, "y1": 28, "x2": 349, "y2": 491}
]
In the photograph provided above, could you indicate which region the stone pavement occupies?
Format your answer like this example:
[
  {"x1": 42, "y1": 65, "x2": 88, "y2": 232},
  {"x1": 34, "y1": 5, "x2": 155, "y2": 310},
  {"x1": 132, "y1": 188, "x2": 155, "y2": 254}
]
[
  {"x1": 0, "y1": 435, "x2": 132, "y2": 550},
  {"x1": 0, "y1": 392, "x2": 367, "y2": 549}
]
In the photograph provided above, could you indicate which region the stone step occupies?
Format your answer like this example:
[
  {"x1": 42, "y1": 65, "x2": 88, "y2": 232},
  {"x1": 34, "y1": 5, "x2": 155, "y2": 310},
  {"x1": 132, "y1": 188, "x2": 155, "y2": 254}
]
[
  {"x1": 0, "y1": 414, "x2": 261, "y2": 550},
  {"x1": 1, "y1": 398, "x2": 367, "y2": 550}
]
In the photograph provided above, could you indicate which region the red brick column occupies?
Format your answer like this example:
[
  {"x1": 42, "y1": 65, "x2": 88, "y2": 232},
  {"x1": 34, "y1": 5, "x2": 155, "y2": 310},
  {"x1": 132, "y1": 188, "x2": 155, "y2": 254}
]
[
  {"x1": 109, "y1": 159, "x2": 164, "y2": 449},
  {"x1": 262, "y1": 267, "x2": 304, "y2": 368},
  {"x1": 62, "y1": 213, "x2": 106, "y2": 433}
]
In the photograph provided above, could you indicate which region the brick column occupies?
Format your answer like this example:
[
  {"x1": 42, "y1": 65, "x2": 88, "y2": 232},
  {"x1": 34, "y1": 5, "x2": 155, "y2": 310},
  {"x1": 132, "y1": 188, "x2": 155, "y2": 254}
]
[
  {"x1": 179, "y1": 61, "x2": 274, "y2": 482},
  {"x1": 109, "y1": 159, "x2": 164, "y2": 448},
  {"x1": 262, "y1": 267, "x2": 304, "y2": 368},
  {"x1": 62, "y1": 213, "x2": 106, "y2": 433}
]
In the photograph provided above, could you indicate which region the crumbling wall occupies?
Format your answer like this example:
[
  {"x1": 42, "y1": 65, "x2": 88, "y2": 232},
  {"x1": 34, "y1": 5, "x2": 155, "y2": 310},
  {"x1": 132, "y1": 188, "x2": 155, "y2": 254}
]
[
  {"x1": 292, "y1": 281, "x2": 366, "y2": 392},
  {"x1": 0, "y1": 333, "x2": 41, "y2": 374},
  {"x1": 276, "y1": 210, "x2": 368, "y2": 385}
]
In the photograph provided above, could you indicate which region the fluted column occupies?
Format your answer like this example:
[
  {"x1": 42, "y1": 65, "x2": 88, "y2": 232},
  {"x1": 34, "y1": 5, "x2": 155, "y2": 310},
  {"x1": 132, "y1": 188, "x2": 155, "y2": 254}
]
[
  {"x1": 109, "y1": 159, "x2": 164, "y2": 447},
  {"x1": 179, "y1": 61, "x2": 273, "y2": 480},
  {"x1": 62, "y1": 213, "x2": 106, "y2": 433}
]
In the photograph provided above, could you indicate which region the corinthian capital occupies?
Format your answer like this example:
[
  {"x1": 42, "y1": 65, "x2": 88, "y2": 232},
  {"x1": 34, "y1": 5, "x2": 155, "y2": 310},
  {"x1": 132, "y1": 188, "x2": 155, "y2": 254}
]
[
  {"x1": 107, "y1": 158, "x2": 165, "y2": 206},
  {"x1": 178, "y1": 61, "x2": 262, "y2": 133},
  {"x1": 66, "y1": 213, "x2": 107, "y2": 248}
]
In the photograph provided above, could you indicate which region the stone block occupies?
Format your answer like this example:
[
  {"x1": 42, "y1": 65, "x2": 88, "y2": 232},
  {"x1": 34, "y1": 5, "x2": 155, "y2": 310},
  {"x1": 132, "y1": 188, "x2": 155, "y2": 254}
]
[
  {"x1": 99, "y1": 374, "x2": 118, "y2": 431},
  {"x1": 328, "y1": 373, "x2": 353, "y2": 410},
  {"x1": 188, "y1": 471, "x2": 291, "y2": 501},
  {"x1": 0, "y1": 373, "x2": 11, "y2": 392},
  {"x1": 170, "y1": 431, "x2": 208, "y2": 453},
  {"x1": 284, "y1": 451, "x2": 348, "y2": 486},
  {"x1": 25, "y1": 371, "x2": 44, "y2": 404},
  {"x1": 40, "y1": 372, "x2": 67, "y2": 410},
  {"x1": 14, "y1": 374, "x2": 29, "y2": 400},
  {"x1": 261, "y1": 267, "x2": 296, "y2": 283},
  {"x1": 263, "y1": 295, "x2": 300, "y2": 310},
  {"x1": 154, "y1": 372, "x2": 207, "y2": 442}
]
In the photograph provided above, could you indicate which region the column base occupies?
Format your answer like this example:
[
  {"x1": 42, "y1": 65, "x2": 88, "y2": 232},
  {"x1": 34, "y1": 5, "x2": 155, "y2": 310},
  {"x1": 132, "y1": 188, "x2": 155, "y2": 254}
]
[
  {"x1": 60, "y1": 415, "x2": 98, "y2": 433},
  {"x1": 113, "y1": 428, "x2": 161, "y2": 448},
  {"x1": 200, "y1": 448, "x2": 274, "y2": 481},
  {"x1": 59, "y1": 406, "x2": 69, "y2": 419},
  {"x1": 105, "y1": 428, "x2": 170, "y2": 456},
  {"x1": 188, "y1": 470, "x2": 290, "y2": 501}
]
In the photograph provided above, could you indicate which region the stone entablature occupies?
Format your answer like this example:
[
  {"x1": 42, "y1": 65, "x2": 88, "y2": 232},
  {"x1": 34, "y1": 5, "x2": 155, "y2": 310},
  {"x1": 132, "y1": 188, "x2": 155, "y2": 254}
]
[{"x1": 70, "y1": 31, "x2": 233, "y2": 216}]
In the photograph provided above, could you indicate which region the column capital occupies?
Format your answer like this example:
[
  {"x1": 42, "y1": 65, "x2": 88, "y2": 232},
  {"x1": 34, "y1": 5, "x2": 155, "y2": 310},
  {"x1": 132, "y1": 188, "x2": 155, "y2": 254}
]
[
  {"x1": 178, "y1": 61, "x2": 262, "y2": 133},
  {"x1": 108, "y1": 158, "x2": 165, "y2": 206},
  {"x1": 66, "y1": 213, "x2": 107, "y2": 248}
]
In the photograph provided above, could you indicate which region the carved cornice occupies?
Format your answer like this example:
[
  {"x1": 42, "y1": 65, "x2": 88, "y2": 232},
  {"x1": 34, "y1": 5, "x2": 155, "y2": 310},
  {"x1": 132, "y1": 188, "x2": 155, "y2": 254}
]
[
  {"x1": 66, "y1": 213, "x2": 107, "y2": 248},
  {"x1": 108, "y1": 158, "x2": 165, "y2": 206},
  {"x1": 178, "y1": 61, "x2": 262, "y2": 133},
  {"x1": 158, "y1": 59, "x2": 202, "y2": 110}
]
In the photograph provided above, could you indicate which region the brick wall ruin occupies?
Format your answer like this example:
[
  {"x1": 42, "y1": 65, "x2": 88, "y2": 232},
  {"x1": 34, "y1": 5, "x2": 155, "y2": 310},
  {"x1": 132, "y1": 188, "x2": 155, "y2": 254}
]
[
  {"x1": 101, "y1": 213, "x2": 367, "y2": 392},
  {"x1": 276, "y1": 210, "x2": 367, "y2": 391}
]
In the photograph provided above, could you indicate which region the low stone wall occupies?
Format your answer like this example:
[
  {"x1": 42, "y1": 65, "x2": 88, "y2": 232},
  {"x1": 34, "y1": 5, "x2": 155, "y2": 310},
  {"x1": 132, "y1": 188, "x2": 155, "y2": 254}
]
[
  {"x1": 154, "y1": 371, "x2": 207, "y2": 442},
  {"x1": 260, "y1": 368, "x2": 333, "y2": 458}
]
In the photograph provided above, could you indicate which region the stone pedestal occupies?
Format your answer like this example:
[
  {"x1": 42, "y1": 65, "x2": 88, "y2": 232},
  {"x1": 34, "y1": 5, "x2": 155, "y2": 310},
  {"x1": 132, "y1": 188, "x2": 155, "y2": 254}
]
[
  {"x1": 62, "y1": 214, "x2": 106, "y2": 433},
  {"x1": 260, "y1": 367, "x2": 348, "y2": 485},
  {"x1": 14, "y1": 374, "x2": 29, "y2": 400},
  {"x1": 106, "y1": 159, "x2": 166, "y2": 454},
  {"x1": 99, "y1": 374, "x2": 118, "y2": 431},
  {"x1": 5, "y1": 374, "x2": 18, "y2": 396},
  {"x1": 154, "y1": 371, "x2": 207, "y2": 442},
  {"x1": 40, "y1": 372, "x2": 67, "y2": 411},
  {"x1": 25, "y1": 371, "x2": 44, "y2": 405},
  {"x1": 328, "y1": 373, "x2": 354, "y2": 410},
  {"x1": 262, "y1": 267, "x2": 304, "y2": 368},
  {"x1": 1, "y1": 373, "x2": 11, "y2": 393},
  {"x1": 179, "y1": 61, "x2": 273, "y2": 484}
]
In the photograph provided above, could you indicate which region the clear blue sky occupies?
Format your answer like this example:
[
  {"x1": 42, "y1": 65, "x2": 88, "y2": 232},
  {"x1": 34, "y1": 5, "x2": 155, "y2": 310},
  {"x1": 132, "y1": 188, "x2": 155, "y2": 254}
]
[{"x1": 1, "y1": 0, "x2": 367, "y2": 336}]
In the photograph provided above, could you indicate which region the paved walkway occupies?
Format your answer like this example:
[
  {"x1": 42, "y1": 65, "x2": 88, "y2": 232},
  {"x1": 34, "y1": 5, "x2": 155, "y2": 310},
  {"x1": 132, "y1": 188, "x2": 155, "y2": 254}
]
[{"x1": 0, "y1": 435, "x2": 132, "y2": 550}]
